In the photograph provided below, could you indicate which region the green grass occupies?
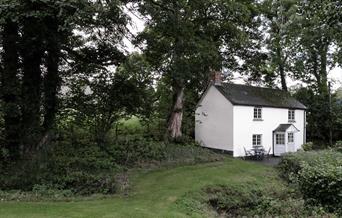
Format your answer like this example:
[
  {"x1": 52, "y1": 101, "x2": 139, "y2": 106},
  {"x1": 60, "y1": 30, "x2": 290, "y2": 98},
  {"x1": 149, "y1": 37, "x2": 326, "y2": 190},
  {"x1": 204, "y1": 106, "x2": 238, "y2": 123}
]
[{"x1": 0, "y1": 158, "x2": 280, "y2": 218}]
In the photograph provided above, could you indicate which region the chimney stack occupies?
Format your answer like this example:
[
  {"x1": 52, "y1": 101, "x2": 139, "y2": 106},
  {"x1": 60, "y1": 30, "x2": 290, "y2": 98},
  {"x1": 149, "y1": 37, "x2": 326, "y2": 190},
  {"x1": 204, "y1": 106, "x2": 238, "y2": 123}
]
[{"x1": 212, "y1": 70, "x2": 222, "y2": 86}]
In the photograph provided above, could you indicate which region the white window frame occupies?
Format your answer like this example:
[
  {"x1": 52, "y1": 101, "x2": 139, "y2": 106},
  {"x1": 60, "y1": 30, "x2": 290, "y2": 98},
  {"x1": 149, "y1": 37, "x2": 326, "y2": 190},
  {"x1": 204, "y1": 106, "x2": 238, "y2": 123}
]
[
  {"x1": 288, "y1": 109, "x2": 295, "y2": 122},
  {"x1": 288, "y1": 132, "x2": 294, "y2": 143},
  {"x1": 276, "y1": 133, "x2": 285, "y2": 145},
  {"x1": 254, "y1": 107, "x2": 262, "y2": 120},
  {"x1": 252, "y1": 134, "x2": 262, "y2": 146}
]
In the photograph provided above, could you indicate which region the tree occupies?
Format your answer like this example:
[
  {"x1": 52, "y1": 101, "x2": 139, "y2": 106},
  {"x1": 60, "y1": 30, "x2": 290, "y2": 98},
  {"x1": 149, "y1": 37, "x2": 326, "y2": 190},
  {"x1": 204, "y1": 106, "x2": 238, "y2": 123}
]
[
  {"x1": 289, "y1": 0, "x2": 342, "y2": 145},
  {"x1": 137, "y1": 0, "x2": 260, "y2": 139},
  {"x1": 262, "y1": 0, "x2": 300, "y2": 91},
  {"x1": 1, "y1": 18, "x2": 21, "y2": 161},
  {"x1": 64, "y1": 53, "x2": 154, "y2": 147},
  {"x1": 0, "y1": 0, "x2": 131, "y2": 160},
  {"x1": 292, "y1": 0, "x2": 342, "y2": 96},
  {"x1": 294, "y1": 86, "x2": 342, "y2": 144}
]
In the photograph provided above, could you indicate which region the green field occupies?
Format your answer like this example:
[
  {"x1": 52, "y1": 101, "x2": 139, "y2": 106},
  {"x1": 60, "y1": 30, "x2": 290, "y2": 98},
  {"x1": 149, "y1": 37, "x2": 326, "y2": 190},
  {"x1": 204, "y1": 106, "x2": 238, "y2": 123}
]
[{"x1": 0, "y1": 158, "x2": 280, "y2": 218}]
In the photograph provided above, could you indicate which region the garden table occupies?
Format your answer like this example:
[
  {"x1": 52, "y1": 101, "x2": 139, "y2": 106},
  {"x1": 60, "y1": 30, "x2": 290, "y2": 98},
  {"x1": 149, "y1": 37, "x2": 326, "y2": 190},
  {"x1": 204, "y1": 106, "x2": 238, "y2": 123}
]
[{"x1": 250, "y1": 146, "x2": 266, "y2": 160}]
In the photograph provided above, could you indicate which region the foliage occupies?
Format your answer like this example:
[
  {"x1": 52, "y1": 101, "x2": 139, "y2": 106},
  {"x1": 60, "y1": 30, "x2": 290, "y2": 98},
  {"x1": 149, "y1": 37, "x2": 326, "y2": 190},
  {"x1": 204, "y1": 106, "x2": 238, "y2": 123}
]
[
  {"x1": 0, "y1": 158, "x2": 299, "y2": 217},
  {"x1": 302, "y1": 142, "x2": 314, "y2": 151},
  {"x1": 0, "y1": 117, "x2": 225, "y2": 198},
  {"x1": 279, "y1": 150, "x2": 342, "y2": 213},
  {"x1": 334, "y1": 141, "x2": 342, "y2": 152},
  {"x1": 136, "y1": 0, "x2": 261, "y2": 138},
  {"x1": 0, "y1": 186, "x2": 74, "y2": 202},
  {"x1": 298, "y1": 160, "x2": 342, "y2": 213},
  {"x1": 0, "y1": 140, "x2": 120, "y2": 195},
  {"x1": 64, "y1": 68, "x2": 153, "y2": 146},
  {"x1": 294, "y1": 87, "x2": 342, "y2": 143},
  {"x1": 257, "y1": 0, "x2": 301, "y2": 90},
  {"x1": 201, "y1": 184, "x2": 333, "y2": 217},
  {"x1": 0, "y1": 0, "x2": 130, "y2": 162},
  {"x1": 110, "y1": 137, "x2": 167, "y2": 166},
  {"x1": 278, "y1": 150, "x2": 340, "y2": 180}
]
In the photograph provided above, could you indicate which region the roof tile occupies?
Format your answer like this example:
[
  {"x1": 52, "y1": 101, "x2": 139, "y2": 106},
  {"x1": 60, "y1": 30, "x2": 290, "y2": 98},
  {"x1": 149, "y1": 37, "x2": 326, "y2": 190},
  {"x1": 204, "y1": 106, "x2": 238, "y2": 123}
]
[{"x1": 215, "y1": 83, "x2": 306, "y2": 110}]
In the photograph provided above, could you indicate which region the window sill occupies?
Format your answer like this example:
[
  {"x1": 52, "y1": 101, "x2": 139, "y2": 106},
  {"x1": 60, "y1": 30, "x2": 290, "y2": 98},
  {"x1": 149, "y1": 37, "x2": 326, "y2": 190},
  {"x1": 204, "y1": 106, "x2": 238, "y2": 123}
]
[
  {"x1": 253, "y1": 119, "x2": 263, "y2": 121},
  {"x1": 288, "y1": 120, "x2": 296, "y2": 123}
]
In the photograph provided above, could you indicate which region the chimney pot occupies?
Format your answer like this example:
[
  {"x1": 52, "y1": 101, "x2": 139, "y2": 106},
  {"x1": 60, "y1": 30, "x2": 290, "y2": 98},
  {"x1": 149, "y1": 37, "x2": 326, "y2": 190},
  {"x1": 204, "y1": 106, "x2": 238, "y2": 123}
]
[{"x1": 212, "y1": 70, "x2": 222, "y2": 86}]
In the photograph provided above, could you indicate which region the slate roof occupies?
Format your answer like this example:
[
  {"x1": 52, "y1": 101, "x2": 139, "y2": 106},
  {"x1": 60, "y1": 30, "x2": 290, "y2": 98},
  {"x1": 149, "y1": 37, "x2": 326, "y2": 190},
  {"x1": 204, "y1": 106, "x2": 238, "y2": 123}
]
[
  {"x1": 215, "y1": 83, "x2": 306, "y2": 110},
  {"x1": 274, "y1": 124, "x2": 299, "y2": 132}
]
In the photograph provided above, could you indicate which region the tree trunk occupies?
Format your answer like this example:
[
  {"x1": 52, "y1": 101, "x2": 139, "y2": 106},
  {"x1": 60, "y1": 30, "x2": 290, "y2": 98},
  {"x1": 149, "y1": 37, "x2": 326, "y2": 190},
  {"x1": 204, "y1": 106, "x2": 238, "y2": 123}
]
[
  {"x1": 43, "y1": 19, "x2": 60, "y2": 132},
  {"x1": 275, "y1": 37, "x2": 287, "y2": 91},
  {"x1": 1, "y1": 19, "x2": 21, "y2": 161},
  {"x1": 167, "y1": 86, "x2": 184, "y2": 139},
  {"x1": 318, "y1": 43, "x2": 328, "y2": 96},
  {"x1": 21, "y1": 17, "x2": 44, "y2": 154}
]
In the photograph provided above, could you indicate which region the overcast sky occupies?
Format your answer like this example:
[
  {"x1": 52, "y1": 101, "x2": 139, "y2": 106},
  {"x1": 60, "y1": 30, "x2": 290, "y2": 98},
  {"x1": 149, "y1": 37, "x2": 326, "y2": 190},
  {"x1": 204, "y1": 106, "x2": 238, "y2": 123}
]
[{"x1": 124, "y1": 8, "x2": 342, "y2": 91}]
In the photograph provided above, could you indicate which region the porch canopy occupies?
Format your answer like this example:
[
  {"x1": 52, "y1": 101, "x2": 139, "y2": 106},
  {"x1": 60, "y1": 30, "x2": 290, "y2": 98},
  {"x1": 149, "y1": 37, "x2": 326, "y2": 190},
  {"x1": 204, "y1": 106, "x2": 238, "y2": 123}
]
[{"x1": 274, "y1": 124, "x2": 299, "y2": 132}]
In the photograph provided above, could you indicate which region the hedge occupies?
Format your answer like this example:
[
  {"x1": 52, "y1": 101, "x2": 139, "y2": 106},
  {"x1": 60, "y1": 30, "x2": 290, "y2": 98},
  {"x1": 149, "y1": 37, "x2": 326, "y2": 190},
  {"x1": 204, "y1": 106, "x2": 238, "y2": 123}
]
[{"x1": 278, "y1": 150, "x2": 342, "y2": 213}]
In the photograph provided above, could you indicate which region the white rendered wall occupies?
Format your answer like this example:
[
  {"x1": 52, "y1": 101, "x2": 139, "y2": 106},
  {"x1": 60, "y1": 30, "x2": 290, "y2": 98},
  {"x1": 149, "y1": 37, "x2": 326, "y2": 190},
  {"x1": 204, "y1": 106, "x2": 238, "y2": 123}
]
[
  {"x1": 195, "y1": 86, "x2": 234, "y2": 151},
  {"x1": 233, "y1": 106, "x2": 305, "y2": 157}
]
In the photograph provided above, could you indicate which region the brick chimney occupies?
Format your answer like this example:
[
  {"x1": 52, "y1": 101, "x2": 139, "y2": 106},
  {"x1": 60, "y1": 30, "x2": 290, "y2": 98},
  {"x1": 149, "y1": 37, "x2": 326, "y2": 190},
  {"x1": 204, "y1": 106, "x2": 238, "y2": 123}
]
[{"x1": 212, "y1": 70, "x2": 222, "y2": 86}]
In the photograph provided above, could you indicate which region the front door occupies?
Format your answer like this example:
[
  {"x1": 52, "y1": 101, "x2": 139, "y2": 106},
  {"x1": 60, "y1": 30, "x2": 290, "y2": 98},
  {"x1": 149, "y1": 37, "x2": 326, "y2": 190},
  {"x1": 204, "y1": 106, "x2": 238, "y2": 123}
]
[{"x1": 274, "y1": 132, "x2": 286, "y2": 156}]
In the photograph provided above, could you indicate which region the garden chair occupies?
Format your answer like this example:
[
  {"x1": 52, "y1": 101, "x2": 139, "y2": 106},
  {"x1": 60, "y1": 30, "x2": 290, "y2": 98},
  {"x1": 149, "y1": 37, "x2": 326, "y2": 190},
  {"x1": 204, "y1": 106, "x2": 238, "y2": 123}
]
[
  {"x1": 243, "y1": 147, "x2": 253, "y2": 160},
  {"x1": 264, "y1": 147, "x2": 272, "y2": 159}
]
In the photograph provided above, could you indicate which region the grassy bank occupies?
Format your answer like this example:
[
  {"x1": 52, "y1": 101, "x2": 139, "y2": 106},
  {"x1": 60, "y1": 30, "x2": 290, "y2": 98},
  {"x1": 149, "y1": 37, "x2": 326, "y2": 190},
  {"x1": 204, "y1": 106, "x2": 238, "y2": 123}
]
[{"x1": 0, "y1": 158, "x2": 277, "y2": 218}]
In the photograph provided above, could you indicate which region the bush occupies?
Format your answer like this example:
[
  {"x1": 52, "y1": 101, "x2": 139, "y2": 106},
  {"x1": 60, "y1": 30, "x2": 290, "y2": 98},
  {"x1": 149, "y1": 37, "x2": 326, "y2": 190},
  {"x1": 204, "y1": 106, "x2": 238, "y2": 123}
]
[
  {"x1": 110, "y1": 137, "x2": 224, "y2": 167},
  {"x1": 0, "y1": 137, "x2": 120, "y2": 196},
  {"x1": 334, "y1": 141, "x2": 342, "y2": 152},
  {"x1": 279, "y1": 150, "x2": 342, "y2": 213},
  {"x1": 60, "y1": 172, "x2": 117, "y2": 195},
  {"x1": 278, "y1": 150, "x2": 340, "y2": 181},
  {"x1": 298, "y1": 159, "x2": 342, "y2": 212},
  {"x1": 110, "y1": 136, "x2": 167, "y2": 166},
  {"x1": 200, "y1": 184, "x2": 334, "y2": 217},
  {"x1": 0, "y1": 122, "x2": 224, "y2": 199},
  {"x1": 302, "y1": 142, "x2": 314, "y2": 151}
]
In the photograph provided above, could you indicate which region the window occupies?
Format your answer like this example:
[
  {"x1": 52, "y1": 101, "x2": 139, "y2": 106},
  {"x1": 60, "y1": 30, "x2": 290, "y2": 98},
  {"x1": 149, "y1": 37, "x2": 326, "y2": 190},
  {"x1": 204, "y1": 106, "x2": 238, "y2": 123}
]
[
  {"x1": 276, "y1": 133, "x2": 285, "y2": 144},
  {"x1": 288, "y1": 133, "x2": 294, "y2": 143},
  {"x1": 252, "y1": 134, "x2": 262, "y2": 146},
  {"x1": 288, "y1": 109, "x2": 295, "y2": 121},
  {"x1": 254, "y1": 107, "x2": 262, "y2": 120}
]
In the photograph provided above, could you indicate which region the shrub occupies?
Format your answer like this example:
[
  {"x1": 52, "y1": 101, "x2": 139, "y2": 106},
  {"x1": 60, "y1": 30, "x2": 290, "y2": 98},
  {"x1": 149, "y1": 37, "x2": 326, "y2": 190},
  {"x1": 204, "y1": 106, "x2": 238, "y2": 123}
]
[
  {"x1": 279, "y1": 150, "x2": 342, "y2": 214},
  {"x1": 201, "y1": 184, "x2": 334, "y2": 217},
  {"x1": 205, "y1": 185, "x2": 262, "y2": 216},
  {"x1": 278, "y1": 150, "x2": 340, "y2": 181},
  {"x1": 298, "y1": 159, "x2": 342, "y2": 212},
  {"x1": 334, "y1": 141, "x2": 342, "y2": 152},
  {"x1": 0, "y1": 123, "x2": 223, "y2": 198},
  {"x1": 110, "y1": 137, "x2": 223, "y2": 167},
  {"x1": 278, "y1": 151, "x2": 311, "y2": 181},
  {"x1": 0, "y1": 138, "x2": 120, "y2": 195},
  {"x1": 302, "y1": 142, "x2": 314, "y2": 151},
  {"x1": 60, "y1": 172, "x2": 117, "y2": 195},
  {"x1": 111, "y1": 137, "x2": 167, "y2": 166}
]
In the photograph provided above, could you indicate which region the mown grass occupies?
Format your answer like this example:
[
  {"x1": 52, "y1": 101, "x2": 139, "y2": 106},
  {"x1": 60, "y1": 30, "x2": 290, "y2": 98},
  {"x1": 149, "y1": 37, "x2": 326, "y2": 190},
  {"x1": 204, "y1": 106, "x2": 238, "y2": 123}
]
[{"x1": 0, "y1": 158, "x2": 280, "y2": 218}]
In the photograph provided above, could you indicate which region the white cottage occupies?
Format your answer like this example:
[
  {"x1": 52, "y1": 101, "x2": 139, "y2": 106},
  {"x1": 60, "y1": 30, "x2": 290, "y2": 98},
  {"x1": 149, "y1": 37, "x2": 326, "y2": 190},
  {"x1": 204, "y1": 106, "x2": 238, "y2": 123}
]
[{"x1": 195, "y1": 78, "x2": 306, "y2": 157}]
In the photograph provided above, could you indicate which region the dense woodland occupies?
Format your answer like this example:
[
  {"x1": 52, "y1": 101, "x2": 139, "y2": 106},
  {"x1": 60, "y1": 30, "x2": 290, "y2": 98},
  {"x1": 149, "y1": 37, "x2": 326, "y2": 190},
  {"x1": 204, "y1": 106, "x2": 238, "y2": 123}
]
[{"x1": 0, "y1": 0, "x2": 341, "y2": 197}]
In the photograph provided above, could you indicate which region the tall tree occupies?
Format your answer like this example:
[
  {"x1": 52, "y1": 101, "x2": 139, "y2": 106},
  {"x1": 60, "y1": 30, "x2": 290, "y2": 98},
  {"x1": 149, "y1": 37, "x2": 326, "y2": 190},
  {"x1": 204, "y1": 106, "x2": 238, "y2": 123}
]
[
  {"x1": 291, "y1": 0, "x2": 342, "y2": 143},
  {"x1": 20, "y1": 2, "x2": 45, "y2": 152},
  {"x1": 292, "y1": 0, "x2": 342, "y2": 95},
  {"x1": 42, "y1": 16, "x2": 61, "y2": 133},
  {"x1": 1, "y1": 18, "x2": 21, "y2": 161},
  {"x1": 262, "y1": 0, "x2": 300, "y2": 91},
  {"x1": 0, "y1": 0, "x2": 131, "y2": 159},
  {"x1": 137, "y1": 0, "x2": 260, "y2": 139}
]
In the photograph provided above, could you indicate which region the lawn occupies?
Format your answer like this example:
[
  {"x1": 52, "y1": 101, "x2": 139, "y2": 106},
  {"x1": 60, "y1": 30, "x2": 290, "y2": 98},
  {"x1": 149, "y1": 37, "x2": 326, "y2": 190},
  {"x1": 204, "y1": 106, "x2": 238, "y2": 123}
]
[{"x1": 0, "y1": 158, "x2": 280, "y2": 218}]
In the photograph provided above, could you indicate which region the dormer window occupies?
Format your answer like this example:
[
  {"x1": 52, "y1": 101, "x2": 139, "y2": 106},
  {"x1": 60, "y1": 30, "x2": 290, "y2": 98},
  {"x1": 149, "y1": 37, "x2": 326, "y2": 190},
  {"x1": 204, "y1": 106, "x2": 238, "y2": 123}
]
[
  {"x1": 288, "y1": 109, "x2": 295, "y2": 122},
  {"x1": 254, "y1": 107, "x2": 262, "y2": 120}
]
